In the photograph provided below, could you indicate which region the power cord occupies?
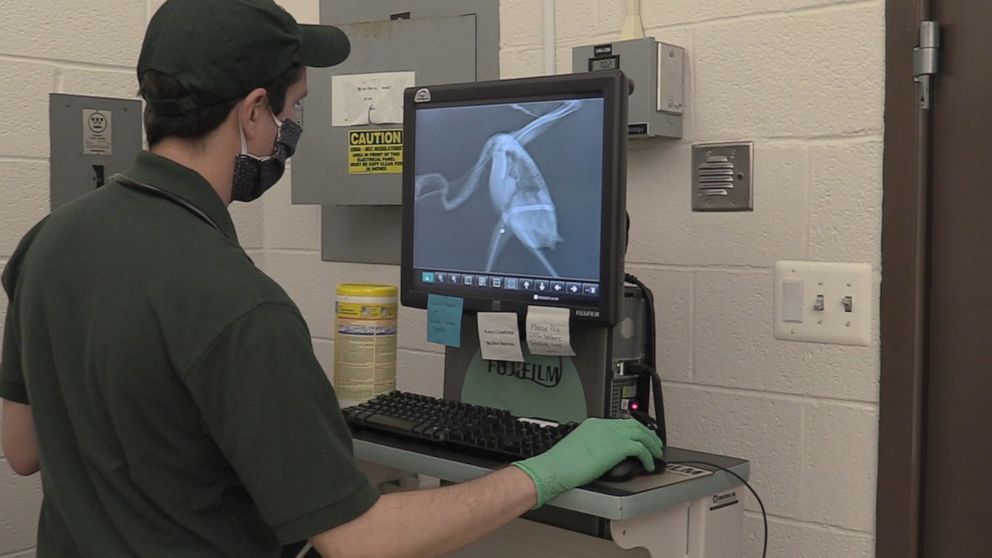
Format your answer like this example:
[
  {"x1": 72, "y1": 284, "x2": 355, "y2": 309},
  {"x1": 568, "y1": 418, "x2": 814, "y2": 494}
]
[
  {"x1": 619, "y1": 277, "x2": 768, "y2": 556},
  {"x1": 621, "y1": 218, "x2": 766, "y2": 556},
  {"x1": 626, "y1": 215, "x2": 765, "y2": 555},
  {"x1": 669, "y1": 460, "x2": 768, "y2": 558},
  {"x1": 623, "y1": 272, "x2": 668, "y2": 447}
]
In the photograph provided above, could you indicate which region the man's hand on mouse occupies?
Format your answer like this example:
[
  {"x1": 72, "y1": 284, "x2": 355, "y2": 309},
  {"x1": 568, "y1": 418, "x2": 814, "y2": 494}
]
[{"x1": 512, "y1": 418, "x2": 664, "y2": 507}]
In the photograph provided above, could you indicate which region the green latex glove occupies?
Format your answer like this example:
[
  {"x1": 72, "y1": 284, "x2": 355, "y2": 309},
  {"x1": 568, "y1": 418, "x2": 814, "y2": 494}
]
[{"x1": 512, "y1": 418, "x2": 664, "y2": 507}]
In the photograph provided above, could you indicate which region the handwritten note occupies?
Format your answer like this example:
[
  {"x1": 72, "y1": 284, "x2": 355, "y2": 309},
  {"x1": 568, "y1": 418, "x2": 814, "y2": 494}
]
[
  {"x1": 427, "y1": 294, "x2": 463, "y2": 347},
  {"x1": 477, "y1": 312, "x2": 525, "y2": 362},
  {"x1": 526, "y1": 306, "x2": 576, "y2": 356},
  {"x1": 331, "y1": 71, "x2": 416, "y2": 127}
]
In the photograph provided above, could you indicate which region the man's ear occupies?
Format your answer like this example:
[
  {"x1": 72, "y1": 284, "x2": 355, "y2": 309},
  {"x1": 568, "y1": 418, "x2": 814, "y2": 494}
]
[{"x1": 239, "y1": 88, "x2": 269, "y2": 141}]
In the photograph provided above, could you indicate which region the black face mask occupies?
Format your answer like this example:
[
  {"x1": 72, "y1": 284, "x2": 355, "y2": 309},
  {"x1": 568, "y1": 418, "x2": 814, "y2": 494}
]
[{"x1": 231, "y1": 112, "x2": 302, "y2": 203}]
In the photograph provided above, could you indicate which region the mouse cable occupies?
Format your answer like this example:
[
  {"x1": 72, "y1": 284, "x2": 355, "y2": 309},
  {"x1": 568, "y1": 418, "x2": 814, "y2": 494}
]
[{"x1": 667, "y1": 460, "x2": 767, "y2": 558}]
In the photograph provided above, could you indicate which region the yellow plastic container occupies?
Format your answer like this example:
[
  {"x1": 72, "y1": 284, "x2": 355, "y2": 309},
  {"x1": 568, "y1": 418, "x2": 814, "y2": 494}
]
[{"x1": 333, "y1": 284, "x2": 398, "y2": 406}]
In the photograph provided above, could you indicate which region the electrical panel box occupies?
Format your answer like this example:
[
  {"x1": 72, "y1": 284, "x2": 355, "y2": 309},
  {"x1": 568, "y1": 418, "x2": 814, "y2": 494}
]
[
  {"x1": 293, "y1": 16, "x2": 478, "y2": 206},
  {"x1": 292, "y1": 0, "x2": 500, "y2": 265},
  {"x1": 573, "y1": 38, "x2": 684, "y2": 139},
  {"x1": 49, "y1": 94, "x2": 143, "y2": 210},
  {"x1": 319, "y1": 0, "x2": 499, "y2": 80},
  {"x1": 320, "y1": 204, "x2": 401, "y2": 264}
]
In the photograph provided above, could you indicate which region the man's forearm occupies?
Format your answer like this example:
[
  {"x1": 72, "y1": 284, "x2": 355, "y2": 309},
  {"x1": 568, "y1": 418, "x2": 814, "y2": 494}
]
[
  {"x1": 1, "y1": 399, "x2": 39, "y2": 476},
  {"x1": 310, "y1": 465, "x2": 536, "y2": 558}
]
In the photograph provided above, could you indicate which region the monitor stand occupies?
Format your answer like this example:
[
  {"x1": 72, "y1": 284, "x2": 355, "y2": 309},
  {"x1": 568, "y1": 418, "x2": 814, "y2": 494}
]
[{"x1": 441, "y1": 286, "x2": 659, "y2": 536}]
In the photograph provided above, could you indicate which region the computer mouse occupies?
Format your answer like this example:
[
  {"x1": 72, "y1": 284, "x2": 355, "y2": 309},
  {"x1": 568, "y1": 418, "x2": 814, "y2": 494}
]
[{"x1": 600, "y1": 456, "x2": 667, "y2": 483}]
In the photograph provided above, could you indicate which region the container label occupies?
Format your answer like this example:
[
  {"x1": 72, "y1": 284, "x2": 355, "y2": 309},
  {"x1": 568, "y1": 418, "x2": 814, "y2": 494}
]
[{"x1": 334, "y1": 299, "x2": 398, "y2": 405}]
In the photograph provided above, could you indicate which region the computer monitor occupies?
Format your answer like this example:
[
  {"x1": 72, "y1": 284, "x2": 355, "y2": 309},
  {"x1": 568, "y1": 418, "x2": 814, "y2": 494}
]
[{"x1": 401, "y1": 71, "x2": 628, "y2": 324}]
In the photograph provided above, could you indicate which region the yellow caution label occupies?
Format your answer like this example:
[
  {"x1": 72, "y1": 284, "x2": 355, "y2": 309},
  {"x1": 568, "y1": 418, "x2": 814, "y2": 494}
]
[{"x1": 348, "y1": 129, "x2": 403, "y2": 174}]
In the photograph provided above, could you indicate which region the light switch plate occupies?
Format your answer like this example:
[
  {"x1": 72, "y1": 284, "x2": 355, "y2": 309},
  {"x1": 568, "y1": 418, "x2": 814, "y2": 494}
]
[{"x1": 773, "y1": 261, "x2": 872, "y2": 346}]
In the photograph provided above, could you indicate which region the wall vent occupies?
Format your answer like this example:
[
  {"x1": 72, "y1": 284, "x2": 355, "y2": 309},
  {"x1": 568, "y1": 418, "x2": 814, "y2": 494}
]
[{"x1": 692, "y1": 142, "x2": 753, "y2": 211}]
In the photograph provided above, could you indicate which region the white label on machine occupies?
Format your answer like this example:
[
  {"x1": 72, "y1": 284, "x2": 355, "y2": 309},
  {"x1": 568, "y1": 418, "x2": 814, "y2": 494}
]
[
  {"x1": 710, "y1": 490, "x2": 740, "y2": 511},
  {"x1": 525, "y1": 306, "x2": 576, "y2": 356},
  {"x1": 331, "y1": 71, "x2": 415, "y2": 127},
  {"x1": 82, "y1": 109, "x2": 112, "y2": 155},
  {"x1": 477, "y1": 312, "x2": 525, "y2": 362},
  {"x1": 665, "y1": 464, "x2": 713, "y2": 479},
  {"x1": 517, "y1": 417, "x2": 560, "y2": 428}
]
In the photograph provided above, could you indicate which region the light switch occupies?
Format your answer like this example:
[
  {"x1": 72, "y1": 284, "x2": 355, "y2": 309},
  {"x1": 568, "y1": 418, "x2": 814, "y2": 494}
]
[
  {"x1": 782, "y1": 279, "x2": 803, "y2": 323},
  {"x1": 773, "y1": 261, "x2": 873, "y2": 346}
]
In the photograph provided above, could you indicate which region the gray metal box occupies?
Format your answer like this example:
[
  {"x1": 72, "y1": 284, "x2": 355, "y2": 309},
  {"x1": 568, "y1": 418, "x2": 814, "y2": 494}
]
[
  {"x1": 573, "y1": 38, "x2": 684, "y2": 139},
  {"x1": 321, "y1": 205, "x2": 402, "y2": 263},
  {"x1": 49, "y1": 94, "x2": 143, "y2": 210},
  {"x1": 292, "y1": 0, "x2": 500, "y2": 265},
  {"x1": 293, "y1": 15, "x2": 479, "y2": 206},
  {"x1": 319, "y1": 0, "x2": 499, "y2": 81}
]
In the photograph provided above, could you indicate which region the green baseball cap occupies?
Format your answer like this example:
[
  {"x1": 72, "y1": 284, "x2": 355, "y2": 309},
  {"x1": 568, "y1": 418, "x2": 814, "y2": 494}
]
[{"x1": 139, "y1": 0, "x2": 350, "y2": 115}]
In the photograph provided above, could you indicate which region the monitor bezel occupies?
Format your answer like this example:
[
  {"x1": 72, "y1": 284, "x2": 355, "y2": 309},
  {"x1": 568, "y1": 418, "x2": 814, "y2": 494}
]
[{"x1": 400, "y1": 71, "x2": 628, "y2": 325}]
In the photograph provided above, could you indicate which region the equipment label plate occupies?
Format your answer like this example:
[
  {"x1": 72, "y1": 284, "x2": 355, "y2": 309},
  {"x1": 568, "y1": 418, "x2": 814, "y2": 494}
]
[{"x1": 82, "y1": 109, "x2": 112, "y2": 155}]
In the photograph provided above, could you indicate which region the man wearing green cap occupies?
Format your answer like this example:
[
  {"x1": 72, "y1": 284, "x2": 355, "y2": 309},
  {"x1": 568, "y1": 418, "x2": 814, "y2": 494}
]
[{"x1": 1, "y1": 1, "x2": 662, "y2": 556}]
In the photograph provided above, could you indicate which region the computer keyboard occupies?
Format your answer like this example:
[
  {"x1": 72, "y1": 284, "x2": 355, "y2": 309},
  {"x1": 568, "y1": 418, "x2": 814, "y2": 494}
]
[{"x1": 342, "y1": 391, "x2": 579, "y2": 461}]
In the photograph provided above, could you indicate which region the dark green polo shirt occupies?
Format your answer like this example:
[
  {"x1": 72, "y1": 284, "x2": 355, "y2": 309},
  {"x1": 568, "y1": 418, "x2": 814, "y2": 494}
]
[{"x1": 0, "y1": 152, "x2": 378, "y2": 557}]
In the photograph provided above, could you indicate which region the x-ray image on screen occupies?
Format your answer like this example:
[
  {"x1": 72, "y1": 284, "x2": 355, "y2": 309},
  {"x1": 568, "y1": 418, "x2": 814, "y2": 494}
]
[{"x1": 413, "y1": 97, "x2": 604, "y2": 281}]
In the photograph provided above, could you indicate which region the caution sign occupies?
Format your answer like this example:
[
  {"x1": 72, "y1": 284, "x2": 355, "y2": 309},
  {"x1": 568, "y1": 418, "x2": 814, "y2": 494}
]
[{"x1": 348, "y1": 129, "x2": 403, "y2": 174}]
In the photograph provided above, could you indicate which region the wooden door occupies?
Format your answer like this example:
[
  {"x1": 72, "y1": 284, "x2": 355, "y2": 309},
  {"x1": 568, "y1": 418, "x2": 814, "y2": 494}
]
[
  {"x1": 920, "y1": 1, "x2": 992, "y2": 556},
  {"x1": 878, "y1": 1, "x2": 992, "y2": 557}
]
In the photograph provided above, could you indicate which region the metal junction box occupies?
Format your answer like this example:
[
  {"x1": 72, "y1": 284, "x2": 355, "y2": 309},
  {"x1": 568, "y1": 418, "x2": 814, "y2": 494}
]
[
  {"x1": 49, "y1": 94, "x2": 143, "y2": 210},
  {"x1": 573, "y1": 37, "x2": 684, "y2": 139},
  {"x1": 292, "y1": 0, "x2": 500, "y2": 264}
]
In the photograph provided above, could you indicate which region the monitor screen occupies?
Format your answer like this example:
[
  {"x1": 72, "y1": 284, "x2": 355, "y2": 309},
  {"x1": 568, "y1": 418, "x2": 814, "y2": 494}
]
[{"x1": 401, "y1": 72, "x2": 627, "y2": 324}]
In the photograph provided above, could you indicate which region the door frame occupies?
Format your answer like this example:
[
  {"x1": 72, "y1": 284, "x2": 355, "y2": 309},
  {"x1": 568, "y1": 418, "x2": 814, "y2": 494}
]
[{"x1": 876, "y1": 1, "x2": 930, "y2": 557}]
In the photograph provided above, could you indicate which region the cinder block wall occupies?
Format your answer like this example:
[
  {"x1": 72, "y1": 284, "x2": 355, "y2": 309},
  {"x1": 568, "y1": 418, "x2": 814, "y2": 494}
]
[
  {"x1": 500, "y1": 2, "x2": 884, "y2": 556},
  {"x1": 0, "y1": 1, "x2": 883, "y2": 557}
]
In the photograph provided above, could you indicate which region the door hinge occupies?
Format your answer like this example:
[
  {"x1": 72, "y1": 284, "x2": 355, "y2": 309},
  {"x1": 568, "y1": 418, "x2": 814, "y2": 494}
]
[{"x1": 913, "y1": 21, "x2": 939, "y2": 110}]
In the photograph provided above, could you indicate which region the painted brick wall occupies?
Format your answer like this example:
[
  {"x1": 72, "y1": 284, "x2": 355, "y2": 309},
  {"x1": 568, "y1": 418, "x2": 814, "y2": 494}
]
[
  {"x1": 0, "y1": 1, "x2": 883, "y2": 557},
  {"x1": 499, "y1": 2, "x2": 883, "y2": 556}
]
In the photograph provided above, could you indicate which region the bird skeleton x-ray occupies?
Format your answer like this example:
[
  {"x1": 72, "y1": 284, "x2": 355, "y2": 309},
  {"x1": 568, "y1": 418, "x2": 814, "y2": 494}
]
[{"x1": 415, "y1": 101, "x2": 580, "y2": 277}]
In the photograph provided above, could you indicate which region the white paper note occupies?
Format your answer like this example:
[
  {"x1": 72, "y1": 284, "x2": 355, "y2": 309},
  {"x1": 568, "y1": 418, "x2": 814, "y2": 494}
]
[
  {"x1": 525, "y1": 306, "x2": 576, "y2": 356},
  {"x1": 477, "y1": 312, "x2": 525, "y2": 362},
  {"x1": 331, "y1": 71, "x2": 416, "y2": 127}
]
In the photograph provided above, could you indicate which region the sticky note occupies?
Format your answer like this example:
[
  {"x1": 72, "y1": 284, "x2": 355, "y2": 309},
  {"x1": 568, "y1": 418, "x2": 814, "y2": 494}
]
[
  {"x1": 427, "y1": 294, "x2": 463, "y2": 347},
  {"x1": 526, "y1": 306, "x2": 576, "y2": 356},
  {"x1": 477, "y1": 312, "x2": 525, "y2": 362}
]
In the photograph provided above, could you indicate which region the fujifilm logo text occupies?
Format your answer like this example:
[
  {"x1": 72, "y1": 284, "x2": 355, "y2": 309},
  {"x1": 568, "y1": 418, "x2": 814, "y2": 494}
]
[{"x1": 487, "y1": 360, "x2": 562, "y2": 388}]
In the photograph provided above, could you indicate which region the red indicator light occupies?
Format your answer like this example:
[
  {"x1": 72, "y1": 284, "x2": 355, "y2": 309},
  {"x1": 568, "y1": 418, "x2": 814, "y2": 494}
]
[{"x1": 630, "y1": 401, "x2": 640, "y2": 410}]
